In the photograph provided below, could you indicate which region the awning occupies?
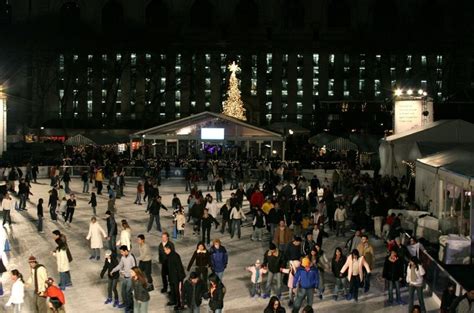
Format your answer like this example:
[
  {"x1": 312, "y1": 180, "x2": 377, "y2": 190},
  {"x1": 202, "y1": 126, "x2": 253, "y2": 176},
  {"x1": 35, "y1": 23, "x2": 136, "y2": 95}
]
[
  {"x1": 64, "y1": 134, "x2": 96, "y2": 146},
  {"x1": 326, "y1": 137, "x2": 358, "y2": 151}
]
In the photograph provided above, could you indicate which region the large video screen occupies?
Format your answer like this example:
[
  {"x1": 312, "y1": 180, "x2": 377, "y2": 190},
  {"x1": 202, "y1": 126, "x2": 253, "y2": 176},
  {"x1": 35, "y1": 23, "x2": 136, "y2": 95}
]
[{"x1": 201, "y1": 128, "x2": 225, "y2": 140}]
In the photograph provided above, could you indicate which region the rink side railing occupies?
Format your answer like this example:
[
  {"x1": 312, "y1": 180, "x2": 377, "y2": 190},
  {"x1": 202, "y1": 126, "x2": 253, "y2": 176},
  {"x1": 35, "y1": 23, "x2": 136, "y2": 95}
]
[
  {"x1": 21, "y1": 165, "x2": 374, "y2": 181},
  {"x1": 401, "y1": 232, "x2": 466, "y2": 300}
]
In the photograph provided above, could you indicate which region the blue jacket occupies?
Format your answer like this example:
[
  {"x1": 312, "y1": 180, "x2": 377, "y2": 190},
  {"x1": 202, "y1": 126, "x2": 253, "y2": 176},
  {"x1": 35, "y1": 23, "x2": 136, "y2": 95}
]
[
  {"x1": 210, "y1": 246, "x2": 228, "y2": 273},
  {"x1": 293, "y1": 266, "x2": 319, "y2": 289}
]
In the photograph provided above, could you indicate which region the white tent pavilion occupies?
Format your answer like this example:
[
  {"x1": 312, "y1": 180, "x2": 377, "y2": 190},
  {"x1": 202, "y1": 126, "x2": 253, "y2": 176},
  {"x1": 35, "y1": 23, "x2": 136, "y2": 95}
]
[
  {"x1": 379, "y1": 120, "x2": 474, "y2": 177},
  {"x1": 130, "y1": 111, "x2": 284, "y2": 159}
]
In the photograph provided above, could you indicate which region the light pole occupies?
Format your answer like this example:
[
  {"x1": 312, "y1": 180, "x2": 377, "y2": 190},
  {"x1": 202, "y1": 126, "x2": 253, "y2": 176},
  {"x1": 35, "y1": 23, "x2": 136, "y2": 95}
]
[{"x1": 0, "y1": 85, "x2": 6, "y2": 156}]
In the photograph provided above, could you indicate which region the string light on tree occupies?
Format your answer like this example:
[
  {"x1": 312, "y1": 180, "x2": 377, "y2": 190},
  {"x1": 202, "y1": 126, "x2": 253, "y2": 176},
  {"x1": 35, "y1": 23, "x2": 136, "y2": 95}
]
[{"x1": 222, "y1": 61, "x2": 247, "y2": 121}]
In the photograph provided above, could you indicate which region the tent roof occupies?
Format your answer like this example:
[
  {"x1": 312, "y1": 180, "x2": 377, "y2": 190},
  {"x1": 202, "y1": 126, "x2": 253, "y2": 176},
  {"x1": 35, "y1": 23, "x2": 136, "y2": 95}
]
[
  {"x1": 326, "y1": 137, "x2": 358, "y2": 151},
  {"x1": 64, "y1": 134, "x2": 96, "y2": 146},
  {"x1": 383, "y1": 120, "x2": 474, "y2": 144},
  {"x1": 132, "y1": 111, "x2": 283, "y2": 140},
  {"x1": 417, "y1": 147, "x2": 474, "y2": 179}
]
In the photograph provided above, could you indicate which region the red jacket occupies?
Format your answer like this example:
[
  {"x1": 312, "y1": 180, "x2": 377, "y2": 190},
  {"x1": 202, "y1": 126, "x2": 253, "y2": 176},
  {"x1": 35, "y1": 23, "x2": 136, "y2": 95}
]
[
  {"x1": 250, "y1": 191, "x2": 264, "y2": 209},
  {"x1": 45, "y1": 285, "x2": 65, "y2": 305}
]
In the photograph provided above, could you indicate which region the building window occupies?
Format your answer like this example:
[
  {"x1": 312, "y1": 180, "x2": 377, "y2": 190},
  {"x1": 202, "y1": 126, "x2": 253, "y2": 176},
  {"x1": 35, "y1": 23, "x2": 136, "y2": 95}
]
[
  {"x1": 328, "y1": 79, "x2": 334, "y2": 96},
  {"x1": 313, "y1": 53, "x2": 319, "y2": 97},
  {"x1": 358, "y1": 79, "x2": 365, "y2": 92},
  {"x1": 251, "y1": 54, "x2": 257, "y2": 96},
  {"x1": 329, "y1": 54, "x2": 335, "y2": 66},
  {"x1": 421, "y1": 55, "x2": 427, "y2": 66},
  {"x1": 266, "y1": 113, "x2": 272, "y2": 123},
  {"x1": 343, "y1": 79, "x2": 349, "y2": 97},
  {"x1": 437, "y1": 55, "x2": 443, "y2": 66},
  {"x1": 374, "y1": 79, "x2": 381, "y2": 97}
]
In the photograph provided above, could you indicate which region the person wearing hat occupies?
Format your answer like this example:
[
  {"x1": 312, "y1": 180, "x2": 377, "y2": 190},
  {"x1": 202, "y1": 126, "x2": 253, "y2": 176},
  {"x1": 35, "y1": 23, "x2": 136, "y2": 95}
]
[
  {"x1": 292, "y1": 257, "x2": 319, "y2": 313},
  {"x1": 25, "y1": 256, "x2": 49, "y2": 313},
  {"x1": 44, "y1": 277, "x2": 66, "y2": 313},
  {"x1": 262, "y1": 243, "x2": 284, "y2": 299},
  {"x1": 246, "y1": 259, "x2": 268, "y2": 298},
  {"x1": 100, "y1": 249, "x2": 120, "y2": 307},
  {"x1": 183, "y1": 272, "x2": 206, "y2": 313}
]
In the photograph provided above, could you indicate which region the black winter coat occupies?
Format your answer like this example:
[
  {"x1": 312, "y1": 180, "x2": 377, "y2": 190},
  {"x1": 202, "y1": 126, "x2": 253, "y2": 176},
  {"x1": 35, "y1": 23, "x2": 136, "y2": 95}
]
[
  {"x1": 183, "y1": 279, "x2": 206, "y2": 307},
  {"x1": 331, "y1": 255, "x2": 347, "y2": 277},
  {"x1": 205, "y1": 282, "x2": 225, "y2": 311},
  {"x1": 100, "y1": 257, "x2": 120, "y2": 279},
  {"x1": 158, "y1": 241, "x2": 175, "y2": 264},
  {"x1": 382, "y1": 256, "x2": 404, "y2": 282},
  {"x1": 167, "y1": 251, "x2": 186, "y2": 283}
]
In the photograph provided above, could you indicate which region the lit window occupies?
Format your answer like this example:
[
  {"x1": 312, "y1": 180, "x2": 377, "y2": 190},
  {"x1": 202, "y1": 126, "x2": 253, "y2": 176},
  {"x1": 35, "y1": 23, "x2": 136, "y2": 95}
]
[
  {"x1": 73, "y1": 54, "x2": 79, "y2": 61},
  {"x1": 421, "y1": 55, "x2": 427, "y2": 66},
  {"x1": 437, "y1": 55, "x2": 443, "y2": 66},
  {"x1": 175, "y1": 91, "x2": 181, "y2": 100},
  {"x1": 297, "y1": 78, "x2": 303, "y2": 88},
  {"x1": 59, "y1": 89, "x2": 65, "y2": 98},
  {"x1": 88, "y1": 54, "x2": 93, "y2": 61},
  {"x1": 176, "y1": 113, "x2": 181, "y2": 118},
  {"x1": 266, "y1": 102, "x2": 272, "y2": 110},
  {"x1": 160, "y1": 113, "x2": 165, "y2": 118},
  {"x1": 282, "y1": 90, "x2": 288, "y2": 96},
  {"x1": 297, "y1": 114, "x2": 303, "y2": 121},
  {"x1": 266, "y1": 114, "x2": 272, "y2": 122},
  {"x1": 359, "y1": 79, "x2": 365, "y2": 91},
  {"x1": 343, "y1": 79, "x2": 349, "y2": 97},
  {"x1": 146, "y1": 54, "x2": 151, "y2": 62},
  {"x1": 328, "y1": 79, "x2": 334, "y2": 96},
  {"x1": 344, "y1": 54, "x2": 350, "y2": 65},
  {"x1": 191, "y1": 101, "x2": 196, "y2": 107},
  {"x1": 175, "y1": 101, "x2": 180, "y2": 107},
  {"x1": 406, "y1": 55, "x2": 412, "y2": 66},
  {"x1": 313, "y1": 54, "x2": 319, "y2": 65},
  {"x1": 329, "y1": 54, "x2": 335, "y2": 66},
  {"x1": 421, "y1": 80, "x2": 427, "y2": 90},
  {"x1": 131, "y1": 53, "x2": 136, "y2": 66},
  {"x1": 102, "y1": 54, "x2": 107, "y2": 61},
  {"x1": 116, "y1": 54, "x2": 121, "y2": 61}
]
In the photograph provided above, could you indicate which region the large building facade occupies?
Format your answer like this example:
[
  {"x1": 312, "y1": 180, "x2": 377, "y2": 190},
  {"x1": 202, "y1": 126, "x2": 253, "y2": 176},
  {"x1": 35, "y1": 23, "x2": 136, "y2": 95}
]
[{"x1": 2, "y1": 0, "x2": 474, "y2": 135}]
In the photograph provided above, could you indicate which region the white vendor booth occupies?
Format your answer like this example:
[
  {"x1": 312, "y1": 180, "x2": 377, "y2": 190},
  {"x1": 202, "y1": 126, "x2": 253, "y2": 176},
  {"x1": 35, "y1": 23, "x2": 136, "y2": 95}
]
[
  {"x1": 379, "y1": 120, "x2": 474, "y2": 177},
  {"x1": 415, "y1": 148, "x2": 474, "y2": 264}
]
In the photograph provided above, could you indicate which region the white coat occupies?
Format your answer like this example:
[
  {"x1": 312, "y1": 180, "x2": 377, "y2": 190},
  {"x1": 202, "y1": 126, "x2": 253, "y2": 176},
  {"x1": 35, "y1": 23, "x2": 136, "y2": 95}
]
[
  {"x1": 86, "y1": 222, "x2": 107, "y2": 249},
  {"x1": 117, "y1": 228, "x2": 132, "y2": 251},
  {"x1": 6, "y1": 279, "x2": 24, "y2": 306},
  {"x1": 53, "y1": 248, "x2": 70, "y2": 273},
  {"x1": 340, "y1": 255, "x2": 371, "y2": 282}
]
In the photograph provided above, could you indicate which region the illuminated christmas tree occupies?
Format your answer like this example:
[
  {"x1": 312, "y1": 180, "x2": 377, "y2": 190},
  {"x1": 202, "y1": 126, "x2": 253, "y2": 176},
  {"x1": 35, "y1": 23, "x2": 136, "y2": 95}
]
[{"x1": 222, "y1": 61, "x2": 247, "y2": 121}]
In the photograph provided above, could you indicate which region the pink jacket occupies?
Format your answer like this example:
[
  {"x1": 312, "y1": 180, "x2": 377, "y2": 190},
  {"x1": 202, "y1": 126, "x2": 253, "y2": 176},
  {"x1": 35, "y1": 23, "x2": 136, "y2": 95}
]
[
  {"x1": 340, "y1": 256, "x2": 371, "y2": 282},
  {"x1": 281, "y1": 260, "x2": 301, "y2": 288},
  {"x1": 246, "y1": 265, "x2": 268, "y2": 284}
]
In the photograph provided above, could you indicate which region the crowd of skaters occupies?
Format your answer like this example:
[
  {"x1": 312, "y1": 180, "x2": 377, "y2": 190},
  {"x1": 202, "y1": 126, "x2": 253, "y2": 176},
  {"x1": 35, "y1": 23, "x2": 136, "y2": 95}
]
[{"x1": 0, "y1": 160, "x2": 473, "y2": 313}]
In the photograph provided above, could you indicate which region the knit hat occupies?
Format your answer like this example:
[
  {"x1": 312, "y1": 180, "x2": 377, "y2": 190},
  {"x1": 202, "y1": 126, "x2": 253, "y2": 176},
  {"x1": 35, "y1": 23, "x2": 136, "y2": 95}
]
[
  {"x1": 269, "y1": 243, "x2": 277, "y2": 250},
  {"x1": 46, "y1": 277, "x2": 55, "y2": 285},
  {"x1": 301, "y1": 257, "x2": 311, "y2": 268},
  {"x1": 104, "y1": 250, "x2": 112, "y2": 257},
  {"x1": 28, "y1": 256, "x2": 37, "y2": 263},
  {"x1": 255, "y1": 259, "x2": 261, "y2": 266}
]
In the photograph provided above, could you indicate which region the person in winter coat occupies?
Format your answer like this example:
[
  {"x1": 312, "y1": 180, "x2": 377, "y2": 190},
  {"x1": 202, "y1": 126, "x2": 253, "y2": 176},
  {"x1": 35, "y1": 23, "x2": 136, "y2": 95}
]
[
  {"x1": 214, "y1": 176, "x2": 223, "y2": 202},
  {"x1": 158, "y1": 232, "x2": 175, "y2": 294},
  {"x1": 264, "y1": 296, "x2": 286, "y2": 313},
  {"x1": 164, "y1": 245, "x2": 185, "y2": 310},
  {"x1": 334, "y1": 204, "x2": 347, "y2": 237},
  {"x1": 209, "y1": 239, "x2": 228, "y2": 281},
  {"x1": 116, "y1": 219, "x2": 132, "y2": 251},
  {"x1": 340, "y1": 249, "x2": 371, "y2": 302},
  {"x1": 146, "y1": 195, "x2": 168, "y2": 233},
  {"x1": 135, "y1": 181, "x2": 144, "y2": 205},
  {"x1": 302, "y1": 232, "x2": 317, "y2": 257},
  {"x1": 174, "y1": 207, "x2": 186, "y2": 238},
  {"x1": 331, "y1": 247, "x2": 348, "y2": 301},
  {"x1": 449, "y1": 287, "x2": 474, "y2": 313},
  {"x1": 86, "y1": 217, "x2": 107, "y2": 261},
  {"x1": 382, "y1": 250, "x2": 405, "y2": 305},
  {"x1": 204, "y1": 274, "x2": 225, "y2": 313},
  {"x1": 105, "y1": 211, "x2": 118, "y2": 254},
  {"x1": 440, "y1": 284, "x2": 456, "y2": 313},
  {"x1": 201, "y1": 209, "x2": 220, "y2": 245},
  {"x1": 356, "y1": 234, "x2": 375, "y2": 292},
  {"x1": 262, "y1": 243, "x2": 284, "y2": 299},
  {"x1": 187, "y1": 242, "x2": 211, "y2": 285},
  {"x1": 5, "y1": 269, "x2": 24, "y2": 312},
  {"x1": 281, "y1": 259, "x2": 301, "y2": 306},
  {"x1": 406, "y1": 256, "x2": 426, "y2": 313},
  {"x1": 312, "y1": 243, "x2": 330, "y2": 299},
  {"x1": 100, "y1": 250, "x2": 120, "y2": 307},
  {"x1": 292, "y1": 257, "x2": 320, "y2": 313},
  {"x1": 183, "y1": 272, "x2": 206, "y2": 313},
  {"x1": 246, "y1": 259, "x2": 268, "y2": 297},
  {"x1": 219, "y1": 200, "x2": 231, "y2": 234},
  {"x1": 0, "y1": 250, "x2": 9, "y2": 297},
  {"x1": 273, "y1": 220, "x2": 293, "y2": 252},
  {"x1": 53, "y1": 241, "x2": 70, "y2": 291},
  {"x1": 48, "y1": 189, "x2": 59, "y2": 221},
  {"x1": 88, "y1": 193, "x2": 97, "y2": 216},
  {"x1": 251, "y1": 209, "x2": 266, "y2": 241},
  {"x1": 285, "y1": 237, "x2": 303, "y2": 262},
  {"x1": 131, "y1": 266, "x2": 150, "y2": 313},
  {"x1": 229, "y1": 205, "x2": 246, "y2": 239}
]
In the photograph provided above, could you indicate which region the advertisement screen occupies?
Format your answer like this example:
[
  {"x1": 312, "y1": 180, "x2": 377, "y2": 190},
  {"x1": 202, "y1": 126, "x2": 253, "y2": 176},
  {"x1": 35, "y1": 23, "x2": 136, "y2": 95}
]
[{"x1": 201, "y1": 128, "x2": 225, "y2": 140}]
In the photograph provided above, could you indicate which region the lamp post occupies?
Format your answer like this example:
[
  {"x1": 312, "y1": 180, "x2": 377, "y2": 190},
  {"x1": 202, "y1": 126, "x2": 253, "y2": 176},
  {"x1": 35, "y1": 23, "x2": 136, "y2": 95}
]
[{"x1": 0, "y1": 85, "x2": 6, "y2": 156}]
